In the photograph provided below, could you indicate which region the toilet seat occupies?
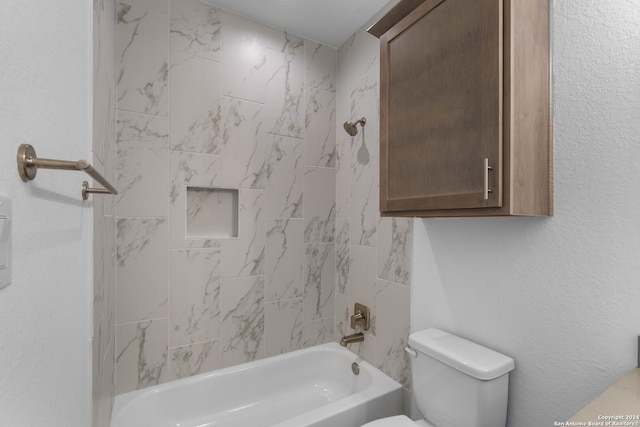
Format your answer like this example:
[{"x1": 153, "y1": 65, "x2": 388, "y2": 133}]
[{"x1": 361, "y1": 415, "x2": 428, "y2": 427}]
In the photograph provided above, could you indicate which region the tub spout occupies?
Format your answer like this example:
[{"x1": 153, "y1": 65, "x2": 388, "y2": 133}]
[{"x1": 340, "y1": 332, "x2": 364, "y2": 347}]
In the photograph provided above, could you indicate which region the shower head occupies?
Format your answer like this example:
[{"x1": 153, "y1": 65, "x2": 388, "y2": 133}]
[{"x1": 343, "y1": 117, "x2": 366, "y2": 136}]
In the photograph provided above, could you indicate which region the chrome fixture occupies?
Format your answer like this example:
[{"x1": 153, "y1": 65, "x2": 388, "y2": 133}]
[
  {"x1": 351, "y1": 362, "x2": 360, "y2": 375},
  {"x1": 17, "y1": 144, "x2": 118, "y2": 201},
  {"x1": 344, "y1": 117, "x2": 370, "y2": 164},
  {"x1": 351, "y1": 303, "x2": 370, "y2": 331},
  {"x1": 341, "y1": 332, "x2": 364, "y2": 347},
  {"x1": 343, "y1": 117, "x2": 366, "y2": 136},
  {"x1": 483, "y1": 157, "x2": 494, "y2": 200},
  {"x1": 340, "y1": 303, "x2": 370, "y2": 347}
]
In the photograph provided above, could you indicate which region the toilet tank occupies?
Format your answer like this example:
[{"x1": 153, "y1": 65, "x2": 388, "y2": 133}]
[{"x1": 409, "y1": 329, "x2": 515, "y2": 427}]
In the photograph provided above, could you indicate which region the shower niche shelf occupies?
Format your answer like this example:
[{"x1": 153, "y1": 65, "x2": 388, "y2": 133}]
[
  {"x1": 186, "y1": 186, "x2": 238, "y2": 239},
  {"x1": 369, "y1": 0, "x2": 553, "y2": 217}
]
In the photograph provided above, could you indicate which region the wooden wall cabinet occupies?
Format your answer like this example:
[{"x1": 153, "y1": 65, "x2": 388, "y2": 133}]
[{"x1": 369, "y1": 0, "x2": 552, "y2": 217}]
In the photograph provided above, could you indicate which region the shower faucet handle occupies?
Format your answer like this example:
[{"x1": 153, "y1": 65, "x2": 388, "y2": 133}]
[{"x1": 350, "y1": 303, "x2": 370, "y2": 331}]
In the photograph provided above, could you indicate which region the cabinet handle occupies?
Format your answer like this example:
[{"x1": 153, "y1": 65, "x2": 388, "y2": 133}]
[{"x1": 484, "y1": 158, "x2": 493, "y2": 200}]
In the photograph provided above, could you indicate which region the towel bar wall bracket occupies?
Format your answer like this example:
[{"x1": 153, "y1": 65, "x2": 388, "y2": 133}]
[{"x1": 17, "y1": 144, "x2": 118, "y2": 201}]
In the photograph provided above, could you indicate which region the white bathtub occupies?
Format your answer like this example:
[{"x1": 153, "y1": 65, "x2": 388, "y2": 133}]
[{"x1": 111, "y1": 342, "x2": 403, "y2": 427}]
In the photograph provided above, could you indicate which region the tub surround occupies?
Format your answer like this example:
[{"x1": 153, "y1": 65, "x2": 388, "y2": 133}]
[
  {"x1": 112, "y1": 0, "x2": 412, "y2": 400},
  {"x1": 336, "y1": 27, "x2": 413, "y2": 389},
  {"x1": 114, "y1": 0, "x2": 339, "y2": 394}
]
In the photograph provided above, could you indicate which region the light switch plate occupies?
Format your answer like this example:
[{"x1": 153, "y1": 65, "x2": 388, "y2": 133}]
[{"x1": 0, "y1": 196, "x2": 11, "y2": 290}]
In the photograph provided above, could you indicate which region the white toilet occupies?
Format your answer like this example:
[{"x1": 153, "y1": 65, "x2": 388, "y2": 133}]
[{"x1": 363, "y1": 328, "x2": 515, "y2": 427}]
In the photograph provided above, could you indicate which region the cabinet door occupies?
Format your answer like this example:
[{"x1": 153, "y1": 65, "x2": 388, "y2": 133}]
[{"x1": 380, "y1": 0, "x2": 503, "y2": 212}]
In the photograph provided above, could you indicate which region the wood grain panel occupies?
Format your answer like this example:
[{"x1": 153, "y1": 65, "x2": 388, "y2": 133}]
[
  {"x1": 510, "y1": 0, "x2": 552, "y2": 215},
  {"x1": 383, "y1": 0, "x2": 502, "y2": 210},
  {"x1": 367, "y1": 0, "x2": 426, "y2": 38},
  {"x1": 375, "y1": 0, "x2": 552, "y2": 217}
]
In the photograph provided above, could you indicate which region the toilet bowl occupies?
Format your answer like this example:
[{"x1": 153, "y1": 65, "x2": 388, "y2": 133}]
[{"x1": 361, "y1": 329, "x2": 514, "y2": 427}]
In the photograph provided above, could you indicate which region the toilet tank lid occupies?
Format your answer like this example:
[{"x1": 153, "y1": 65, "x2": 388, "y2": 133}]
[{"x1": 408, "y1": 329, "x2": 515, "y2": 380}]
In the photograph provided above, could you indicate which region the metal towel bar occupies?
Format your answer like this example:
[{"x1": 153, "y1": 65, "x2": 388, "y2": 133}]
[{"x1": 17, "y1": 144, "x2": 118, "y2": 201}]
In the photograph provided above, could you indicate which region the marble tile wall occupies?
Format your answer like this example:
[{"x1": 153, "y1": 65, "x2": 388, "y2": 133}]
[
  {"x1": 93, "y1": 0, "x2": 117, "y2": 425},
  {"x1": 114, "y1": 0, "x2": 337, "y2": 394},
  {"x1": 335, "y1": 29, "x2": 413, "y2": 388},
  {"x1": 112, "y1": 0, "x2": 412, "y2": 398}
]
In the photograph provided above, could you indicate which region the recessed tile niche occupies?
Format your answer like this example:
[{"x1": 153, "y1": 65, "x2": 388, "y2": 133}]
[{"x1": 186, "y1": 186, "x2": 239, "y2": 239}]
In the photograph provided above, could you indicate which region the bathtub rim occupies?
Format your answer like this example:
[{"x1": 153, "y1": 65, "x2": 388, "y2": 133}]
[{"x1": 111, "y1": 342, "x2": 403, "y2": 426}]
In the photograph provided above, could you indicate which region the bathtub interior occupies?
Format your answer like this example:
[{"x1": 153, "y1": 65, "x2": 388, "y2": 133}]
[{"x1": 111, "y1": 343, "x2": 401, "y2": 427}]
